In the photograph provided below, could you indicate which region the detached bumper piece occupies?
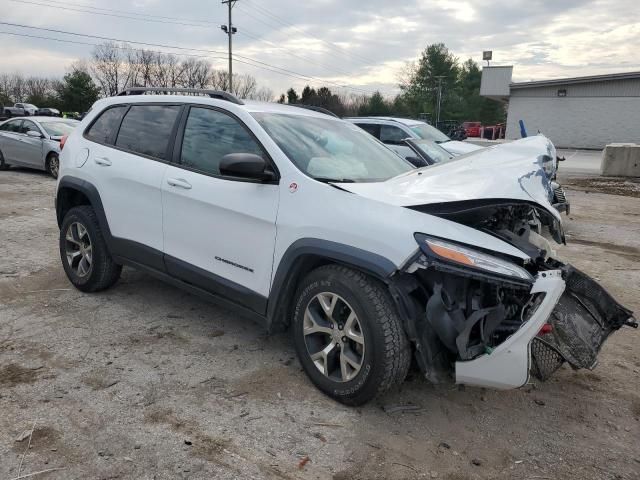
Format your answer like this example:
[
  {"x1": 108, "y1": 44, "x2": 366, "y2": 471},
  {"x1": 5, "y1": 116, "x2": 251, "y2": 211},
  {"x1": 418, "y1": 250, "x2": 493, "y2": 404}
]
[
  {"x1": 531, "y1": 266, "x2": 637, "y2": 380},
  {"x1": 552, "y1": 184, "x2": 570, "y2": 215}
]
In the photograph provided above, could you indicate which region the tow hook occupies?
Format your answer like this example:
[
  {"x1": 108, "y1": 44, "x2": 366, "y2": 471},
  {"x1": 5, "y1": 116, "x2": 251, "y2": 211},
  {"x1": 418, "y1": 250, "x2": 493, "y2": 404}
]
[{"x1": 626, "y1": 319, "x2": 639, "y2": 329}]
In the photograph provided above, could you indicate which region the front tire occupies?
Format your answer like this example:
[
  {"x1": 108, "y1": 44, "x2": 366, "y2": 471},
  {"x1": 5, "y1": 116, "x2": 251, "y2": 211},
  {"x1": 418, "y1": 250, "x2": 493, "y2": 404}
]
[
  {"x1": 59, "y1": 206, "x2": 122, "y2": 292},
  {"x1": 292, "y1": 265, "x2": 411, "y2": 405},
  {"x1": 46, "y1": 153, "x2": 59, "y2": 179}
]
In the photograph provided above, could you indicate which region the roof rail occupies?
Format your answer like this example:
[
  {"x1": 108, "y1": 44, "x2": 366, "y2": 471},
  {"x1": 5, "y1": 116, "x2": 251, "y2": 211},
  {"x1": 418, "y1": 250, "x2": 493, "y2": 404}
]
[
  {"x1": 116, "y1": 87, "x2": 244, "y2": 105},
  {"x1": 293, "y1": 104, "x2": 339, "y2": 118}
]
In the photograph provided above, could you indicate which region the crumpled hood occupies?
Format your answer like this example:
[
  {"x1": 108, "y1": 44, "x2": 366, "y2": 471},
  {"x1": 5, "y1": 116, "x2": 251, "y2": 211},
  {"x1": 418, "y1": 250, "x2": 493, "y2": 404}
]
[{"x1": 338, "y1": 134, "x2": 561, "y2": 225}]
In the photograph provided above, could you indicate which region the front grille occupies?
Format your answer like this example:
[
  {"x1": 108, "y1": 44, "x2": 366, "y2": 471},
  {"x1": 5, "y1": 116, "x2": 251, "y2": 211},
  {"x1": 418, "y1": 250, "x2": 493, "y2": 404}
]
[
  {"x1": 554, "y1": 185, "x2": 567, "y2": 203},
  {"x1": 530, "y1": 338, "x2": 564, "y2": 381}
]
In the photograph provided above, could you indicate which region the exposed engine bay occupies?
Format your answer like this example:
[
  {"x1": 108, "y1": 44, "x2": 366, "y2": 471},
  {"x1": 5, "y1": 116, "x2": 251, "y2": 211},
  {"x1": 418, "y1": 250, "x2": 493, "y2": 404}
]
[{"x1": 393, "y1": 200, "x2": 637, "y2": 386}]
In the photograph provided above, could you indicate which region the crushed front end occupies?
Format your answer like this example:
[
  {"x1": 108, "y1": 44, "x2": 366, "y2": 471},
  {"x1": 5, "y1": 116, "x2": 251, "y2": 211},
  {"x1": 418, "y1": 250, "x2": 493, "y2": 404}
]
[{"x1": 391, "y1": 204, "x2": 636, "y2": 389}]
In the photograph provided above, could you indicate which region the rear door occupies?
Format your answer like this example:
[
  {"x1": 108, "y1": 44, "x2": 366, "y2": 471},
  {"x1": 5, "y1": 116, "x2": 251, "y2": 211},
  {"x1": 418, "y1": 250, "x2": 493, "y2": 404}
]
[
  {"x1": 19, "y1": 120, "x2": 45, "y2": 168},
  {"x1": 83, "y1": 103, "x2": 181, "y2": 269},
  {"x1": 161, "y1": 105, "x2": 279, "y2": 313},
  {"x1": 0, "y1": 119, "x2": 25, "y2": 164}
]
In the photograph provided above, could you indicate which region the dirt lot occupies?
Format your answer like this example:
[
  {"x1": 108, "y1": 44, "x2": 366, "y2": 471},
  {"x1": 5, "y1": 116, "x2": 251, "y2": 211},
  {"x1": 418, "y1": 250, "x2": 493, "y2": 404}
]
[{"x1": 1, "y1": 168, "x2": 639, "y2": 480}]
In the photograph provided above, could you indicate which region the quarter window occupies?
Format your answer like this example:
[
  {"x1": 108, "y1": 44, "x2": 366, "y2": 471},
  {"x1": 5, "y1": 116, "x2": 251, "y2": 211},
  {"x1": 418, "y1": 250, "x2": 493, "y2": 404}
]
[
  {"x1": 85, "y1": 106, "x2": 128, "y2": 145},
  {"x1": 115, "y1": 105, "x2": 180, "y2": 160},
  {"x1": 180, "y1": 107, "x2": 265, "y2": 176}
]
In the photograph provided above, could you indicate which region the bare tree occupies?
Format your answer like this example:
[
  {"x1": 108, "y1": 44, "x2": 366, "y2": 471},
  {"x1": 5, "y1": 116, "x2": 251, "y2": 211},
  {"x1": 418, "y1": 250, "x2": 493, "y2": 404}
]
[
  {"x1": 90, "y1": 42, "x2": 135, "y2": 96},
  {"x1": 180, "y1": 58, "x2": 211, "y2": 89},
  {"x1": 248, "y1": 86, "x2": 274, "y2": 101},
  {"x1": 232, "y1": 73, "x2": 257, "y2": 99},
  {"x1": 9, "y1": 74, "x2": 26, "y2": 102}
]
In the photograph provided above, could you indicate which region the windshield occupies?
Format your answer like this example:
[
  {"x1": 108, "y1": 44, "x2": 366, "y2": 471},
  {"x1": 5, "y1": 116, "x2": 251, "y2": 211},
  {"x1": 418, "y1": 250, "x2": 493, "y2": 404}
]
[
  {"x1": 409, "y1": 123, "x2": 450, "y2": 143},
  {"x1": 40, "y1": 120, "x2": 79, "y2": 136},
  {"x1": 253, "y1": 113, "x2": 413, "y2": 182},
  {"x1": 24, "y1": 104, "x2": 37, "y2": 109},
  {"x1": 410, "y1": 139, "x2": 453, "y2": 164}
]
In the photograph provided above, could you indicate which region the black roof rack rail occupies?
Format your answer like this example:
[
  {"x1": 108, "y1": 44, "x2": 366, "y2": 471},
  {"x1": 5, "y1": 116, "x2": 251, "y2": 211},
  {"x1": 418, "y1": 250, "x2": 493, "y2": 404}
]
[
  {"x1": 116, "y1": 87, "x2": 244, "y2": 105},
  {"x1": 293, "y1": 104, "x2": 339, "y2": 118}
]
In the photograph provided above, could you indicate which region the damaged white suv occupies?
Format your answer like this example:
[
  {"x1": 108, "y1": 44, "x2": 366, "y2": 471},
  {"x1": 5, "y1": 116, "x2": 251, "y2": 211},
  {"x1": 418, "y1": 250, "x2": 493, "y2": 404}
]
[{"x1": 55, "y1": 88, "x2": 636, "y2": 405}]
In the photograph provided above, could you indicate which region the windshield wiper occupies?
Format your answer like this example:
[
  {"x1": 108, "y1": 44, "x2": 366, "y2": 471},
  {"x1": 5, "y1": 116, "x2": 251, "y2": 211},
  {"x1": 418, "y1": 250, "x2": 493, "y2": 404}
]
[{"x1": 314, "y1": 177, "x2": 356, "y2": 183}]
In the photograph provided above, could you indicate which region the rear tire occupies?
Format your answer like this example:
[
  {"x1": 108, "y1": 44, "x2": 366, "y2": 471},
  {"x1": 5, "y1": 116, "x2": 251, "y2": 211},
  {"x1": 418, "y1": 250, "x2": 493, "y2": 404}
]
[
  {"x1": 59, "y1": 206, "x2": 122, "y2": 292},
  {"x1": 0, "y1": 149, "x2": 9, "y2": 170},
  {"x1": 292, "y1": 265, "x2": 411, "y2": 406}
]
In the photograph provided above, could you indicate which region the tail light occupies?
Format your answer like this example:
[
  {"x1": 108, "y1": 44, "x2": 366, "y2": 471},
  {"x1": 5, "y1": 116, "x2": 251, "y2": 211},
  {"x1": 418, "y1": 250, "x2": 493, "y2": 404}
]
[{"x1": 60, "y1": 134, "x2": 68, "y2": 150}]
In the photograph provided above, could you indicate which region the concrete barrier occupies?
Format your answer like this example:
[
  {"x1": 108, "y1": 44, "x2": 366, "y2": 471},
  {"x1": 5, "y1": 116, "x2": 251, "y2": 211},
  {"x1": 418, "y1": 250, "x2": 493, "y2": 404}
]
[{"x1": 600, "y1": 144, "x2": 640, "y2": 177}]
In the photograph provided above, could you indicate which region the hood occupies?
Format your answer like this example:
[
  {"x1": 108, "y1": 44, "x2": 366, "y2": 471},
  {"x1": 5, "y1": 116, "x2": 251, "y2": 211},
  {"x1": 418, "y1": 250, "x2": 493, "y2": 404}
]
[
  {"x1": 337, "y1": 135, "x2": 563, "y2": 239},
  {"x1": 440, "y1": 140, "x2": 483, "y2": 156}
]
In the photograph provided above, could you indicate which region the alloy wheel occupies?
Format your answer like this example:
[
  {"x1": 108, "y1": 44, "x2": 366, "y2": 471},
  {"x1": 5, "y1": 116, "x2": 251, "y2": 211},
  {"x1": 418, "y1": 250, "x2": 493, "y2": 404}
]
[
  {"x1": 49, "y1": 155, "x2": 59, "y2": 178},
  {"x1": 303, "y1": 292, "x2": 365, "y2": 382},
  {"x1": 64, "y1": 222, "x2": 92, "y2": 277}
]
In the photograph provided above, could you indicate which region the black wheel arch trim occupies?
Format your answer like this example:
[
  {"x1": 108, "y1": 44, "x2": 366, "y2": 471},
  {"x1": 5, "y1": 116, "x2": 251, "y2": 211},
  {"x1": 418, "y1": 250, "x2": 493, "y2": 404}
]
[{"x1": 266, "y1": 238, "x2": 398, "y2": 331}]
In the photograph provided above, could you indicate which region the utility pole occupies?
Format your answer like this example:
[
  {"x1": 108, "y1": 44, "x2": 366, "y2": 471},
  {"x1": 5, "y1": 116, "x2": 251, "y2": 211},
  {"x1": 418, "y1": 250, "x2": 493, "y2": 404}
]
[
  {"x1": 221, "y1": 1, "x2": 237, "y2": 93},
  {"x1": 435, "y1": 75, "x2": 445, "y2": 127}
]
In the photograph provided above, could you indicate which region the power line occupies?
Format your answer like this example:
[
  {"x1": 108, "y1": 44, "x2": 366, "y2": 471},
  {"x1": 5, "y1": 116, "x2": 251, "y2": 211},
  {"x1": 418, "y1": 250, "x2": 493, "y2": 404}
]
[
  {"x1": 0, "y1": 23, "x2": 380, "y2": 94},
  {"x1": 239, "y1": 0, "x2": 381, "y2": 66},
  {"x1": 6, "y1": 0, "x2": 216, "y2": 28},
  {"x1": 4, "y1": 0, "x2": 217, "y2": 25},
  {"x1": 5, "y1": 0, "x2": 393, "y2": 94}
]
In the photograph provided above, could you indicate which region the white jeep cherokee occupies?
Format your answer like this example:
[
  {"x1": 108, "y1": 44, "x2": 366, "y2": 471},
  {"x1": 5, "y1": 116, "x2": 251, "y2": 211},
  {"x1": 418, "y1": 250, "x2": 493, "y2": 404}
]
[{"x1": 55, "y1": 88, "x2": 636, "y2": 405}]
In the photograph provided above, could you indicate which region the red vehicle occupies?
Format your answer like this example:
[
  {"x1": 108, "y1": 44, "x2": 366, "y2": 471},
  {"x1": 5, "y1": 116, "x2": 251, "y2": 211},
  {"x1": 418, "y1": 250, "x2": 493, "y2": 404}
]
[{"x1": 462, "y1": 121, "x2": 482, "y2": 137}]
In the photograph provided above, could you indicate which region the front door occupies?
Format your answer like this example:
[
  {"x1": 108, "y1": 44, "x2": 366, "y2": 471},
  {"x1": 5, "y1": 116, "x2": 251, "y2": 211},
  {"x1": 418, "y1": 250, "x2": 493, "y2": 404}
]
[
  {"x1": 161, "y1": 105, "x2": 279, "y2": 313},
  {"x1": 19, "y1": 120, "x2": 45, "y2": 168}
]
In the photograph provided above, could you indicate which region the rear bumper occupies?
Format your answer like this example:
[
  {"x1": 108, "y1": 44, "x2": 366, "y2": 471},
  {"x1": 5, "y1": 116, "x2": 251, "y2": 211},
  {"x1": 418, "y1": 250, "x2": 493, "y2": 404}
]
[{"x1": 455, "y1": 270, "x2": 565, "y2": 389}]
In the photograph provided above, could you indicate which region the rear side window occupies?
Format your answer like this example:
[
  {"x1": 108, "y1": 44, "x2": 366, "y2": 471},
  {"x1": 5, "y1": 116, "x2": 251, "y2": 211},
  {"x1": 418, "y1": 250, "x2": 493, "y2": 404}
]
[
  {"x1": 356, "y1": 123, "x2": 380, "y2": 139},
  {"x1": 85, "y1": 106, "x2": 127, "y2": 145},
  {"x1": 180, "y1": 107, "x2": 264, "y2": 176},
  {"x1": 116, "y1": 105, "x2": 180, "y2": 160}
]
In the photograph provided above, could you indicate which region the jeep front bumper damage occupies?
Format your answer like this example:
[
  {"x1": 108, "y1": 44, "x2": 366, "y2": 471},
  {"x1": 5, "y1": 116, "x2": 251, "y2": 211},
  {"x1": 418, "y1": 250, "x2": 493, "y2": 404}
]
[{"x1": 455, "y1": 266, "x2": 636, "y2": 389}]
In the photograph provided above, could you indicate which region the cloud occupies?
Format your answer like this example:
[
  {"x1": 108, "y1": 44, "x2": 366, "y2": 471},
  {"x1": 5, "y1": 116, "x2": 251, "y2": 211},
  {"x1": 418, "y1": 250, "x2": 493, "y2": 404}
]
[{"x1": 0, "y1": 0, "x2": 637, "y2": 96}]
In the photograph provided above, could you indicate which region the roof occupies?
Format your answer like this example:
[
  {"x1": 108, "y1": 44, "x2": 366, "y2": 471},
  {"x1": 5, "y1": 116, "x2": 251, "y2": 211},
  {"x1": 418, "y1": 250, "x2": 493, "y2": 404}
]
[
  {"x1": 511, "y1": 71, "x2": 640, "y2": 89},
  {"x1": 343, "y1": 116, "x2": 426, "y2": 126}
]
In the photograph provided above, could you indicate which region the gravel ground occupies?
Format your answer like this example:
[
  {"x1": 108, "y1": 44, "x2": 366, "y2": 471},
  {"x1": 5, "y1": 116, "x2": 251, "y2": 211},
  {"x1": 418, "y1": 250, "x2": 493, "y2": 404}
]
[{"x1": 1, "y1": 168, "x2": 639, "y2": 480}]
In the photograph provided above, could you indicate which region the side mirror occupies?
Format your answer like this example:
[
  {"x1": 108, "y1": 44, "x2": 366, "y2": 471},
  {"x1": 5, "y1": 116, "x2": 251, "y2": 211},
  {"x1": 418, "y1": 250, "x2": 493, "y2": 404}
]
[
  {"x1": 26, "y1": 130, "x2": 43, "y2": 138},
  {"x1": 219, "y1": 153, "x2": 275, "y2": 181}
]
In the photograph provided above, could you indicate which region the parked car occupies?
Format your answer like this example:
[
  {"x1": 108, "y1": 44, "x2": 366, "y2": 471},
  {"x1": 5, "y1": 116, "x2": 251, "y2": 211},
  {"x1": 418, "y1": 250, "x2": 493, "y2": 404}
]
[
  {"x1": 344, "y1": 116, "x2": 482, "y2": 156},
  {"x1": 55, "y1": 88, "x2": 635, "y2": 405},
  {"x1": 0, "y1": 116, "x2": 79, "y2": 178},
  {"x1": 1, "y1": 103, "x2": 39, "y2": 118},
  {"x1": 37, "y1": 107, "x2": 61, "y2": 117},
  {"x1": 395, "y1": 138, "x2": 454, "y2": 167},
  {"x1": 462, "y1": 121, "x2": 482, "y2": 137}
]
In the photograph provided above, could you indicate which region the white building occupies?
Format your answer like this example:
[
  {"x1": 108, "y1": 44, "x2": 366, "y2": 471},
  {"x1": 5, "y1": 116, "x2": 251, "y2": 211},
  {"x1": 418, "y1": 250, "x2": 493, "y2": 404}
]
[{"x1": 480, "y1": 67, "x2": 640, "y2": 149}]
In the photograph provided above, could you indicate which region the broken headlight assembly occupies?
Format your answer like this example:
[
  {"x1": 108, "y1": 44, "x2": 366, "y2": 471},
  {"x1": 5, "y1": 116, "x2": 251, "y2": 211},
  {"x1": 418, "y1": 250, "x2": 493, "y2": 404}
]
[{"x1": 414, "y1": 233, "x2": 534, "y2": 283}]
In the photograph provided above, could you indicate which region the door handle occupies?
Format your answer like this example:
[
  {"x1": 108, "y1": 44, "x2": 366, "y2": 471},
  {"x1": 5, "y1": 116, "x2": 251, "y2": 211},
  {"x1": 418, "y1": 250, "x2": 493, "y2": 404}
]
[
  {"x1": 94, "y1": 157, "x2": 112, "y2": 166},
  {"x1": 167, "y1": 178, "x2": 192, "y2": 190}
]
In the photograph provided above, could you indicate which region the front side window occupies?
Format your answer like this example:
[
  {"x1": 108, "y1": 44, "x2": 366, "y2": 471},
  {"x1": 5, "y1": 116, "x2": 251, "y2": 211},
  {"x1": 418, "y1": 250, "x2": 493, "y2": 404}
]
[
  {"x1": 21, "y1": 121, "x2": 40, "y2": 135},
  {"x1": 409, "y1": 139, "x2": 453, "y2": 164},
  {"x1": 253, "y1": 113, "x2": 412, "y2": 183},
  {"x1": 180, "y1": 107, "x2": 265, "y2": 176},
  {"x1": 356, "y1": 123, "x2": 381, "y2": 139},
  {"x1": 85, "y1": 106, "x2": 128, "y2": 145},
  {"x1": 380, "y1": 125, "x2": 408, "y2": 145},
  {"x1": 409, "y1": 123, "x2": 450, "y2": 143},
  {"x1": 116, "y1": 105, "x2": 180, "y2": 160}
]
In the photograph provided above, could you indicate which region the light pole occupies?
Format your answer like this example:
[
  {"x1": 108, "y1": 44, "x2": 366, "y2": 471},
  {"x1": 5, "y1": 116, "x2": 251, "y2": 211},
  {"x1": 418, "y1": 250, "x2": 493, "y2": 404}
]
[
  {"x1": 435, "y1": 75, "x2": 445, "y2": 127},
  {"x1": 221, "y1": 1, "x2": 237, "y2": 93}
]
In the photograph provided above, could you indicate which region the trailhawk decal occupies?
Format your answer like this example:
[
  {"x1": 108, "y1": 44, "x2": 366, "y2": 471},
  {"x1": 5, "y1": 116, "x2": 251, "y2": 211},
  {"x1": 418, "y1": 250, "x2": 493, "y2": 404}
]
[{"x1": 215, "y1": 256, "x2": 254, "y2": 273}]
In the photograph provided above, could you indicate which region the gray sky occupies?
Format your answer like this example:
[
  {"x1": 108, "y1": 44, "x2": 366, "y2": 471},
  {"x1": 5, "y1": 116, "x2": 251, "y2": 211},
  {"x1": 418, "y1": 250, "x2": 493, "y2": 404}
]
[{"x1": 2, "y1": 0, "x2": 639, "y2": 97}]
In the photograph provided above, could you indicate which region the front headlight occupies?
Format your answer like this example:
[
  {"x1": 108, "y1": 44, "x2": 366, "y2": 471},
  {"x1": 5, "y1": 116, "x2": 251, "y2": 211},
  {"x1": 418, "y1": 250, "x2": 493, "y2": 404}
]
[{"x1": 415, "y1": 234, "x2": 534, "y2": 282}]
